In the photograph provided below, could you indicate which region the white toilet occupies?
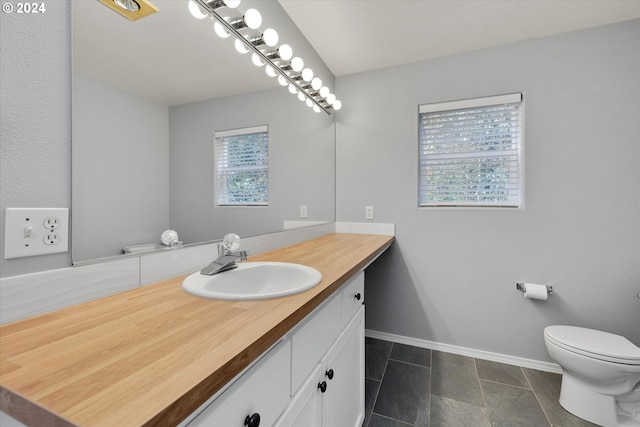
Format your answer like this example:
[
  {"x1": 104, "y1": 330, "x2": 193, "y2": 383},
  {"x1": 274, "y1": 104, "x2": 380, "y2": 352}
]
[{"x1": 544, "y1": 325, "x2": 640, "y2": 427}]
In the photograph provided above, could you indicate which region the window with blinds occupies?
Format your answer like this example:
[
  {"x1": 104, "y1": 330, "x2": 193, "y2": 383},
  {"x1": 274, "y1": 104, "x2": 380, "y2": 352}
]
[
  {"x1": 419, "y1": 93, "x2": 523, "y2": 207},
  {"x1": 214, "y1": 125, "x2": 269, "y2": 206}
]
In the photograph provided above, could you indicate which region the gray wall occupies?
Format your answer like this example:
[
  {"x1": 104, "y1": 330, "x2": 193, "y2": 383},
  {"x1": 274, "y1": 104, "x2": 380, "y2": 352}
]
[
  {"x1": 0, "y1": 1, "x2": 71, "y2": 276},
  {"x1": 169, "y1": 88, "x2": 335, "y2": 244},
  {"x1": 72, "y1": 73, "x2": 170, "y2": 261},
  {"x1": 336, "y1": 19, "x2": 640, "y2": 361}
]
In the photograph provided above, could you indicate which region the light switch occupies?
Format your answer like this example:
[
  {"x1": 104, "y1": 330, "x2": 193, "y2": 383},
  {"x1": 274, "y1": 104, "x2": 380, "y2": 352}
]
[{"x1": 4, "y1": 208, "x2": 69, "y2": 259}]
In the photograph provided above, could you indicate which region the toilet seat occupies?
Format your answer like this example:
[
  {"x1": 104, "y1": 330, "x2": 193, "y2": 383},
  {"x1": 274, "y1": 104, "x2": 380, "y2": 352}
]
[{"x1": 545, "y1": 326, "x2": 640, "y2": 365}]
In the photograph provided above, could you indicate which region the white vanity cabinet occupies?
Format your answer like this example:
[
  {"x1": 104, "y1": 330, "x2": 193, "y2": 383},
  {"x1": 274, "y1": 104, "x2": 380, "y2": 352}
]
[
  {"x1": 276, "y1": 308, "x2": 364, "y2": 427},
  {"x1": 187, "y1": 339, "x2": 291, "y2": 427},
  {"x1": 318, "y1": 307, "x2": 364, "y2": 427},
  {"x1": 277, "y1": 271, "x2": 365, "y2": 427},
  {"x1": 184, "y1": 271, "x2": 365, "y2": 427}
]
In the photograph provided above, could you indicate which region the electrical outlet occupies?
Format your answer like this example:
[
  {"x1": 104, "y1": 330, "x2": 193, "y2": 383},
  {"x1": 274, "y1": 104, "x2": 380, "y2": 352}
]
[
  {"x1": 44, "y1": 217, "x2": 61, "y2": 229},
  {"x1": 43, "y1": 233, "x2": 61, "y2": 245},
  {"x1": 4, "y1": 208, "x2": 69, "y2": 259},
  {"x1": 365, "y1": 206, "x2": 374, "y2": 220},
  {"x1": 300, "y1": 205, "x2": 308, "y2": 218}
]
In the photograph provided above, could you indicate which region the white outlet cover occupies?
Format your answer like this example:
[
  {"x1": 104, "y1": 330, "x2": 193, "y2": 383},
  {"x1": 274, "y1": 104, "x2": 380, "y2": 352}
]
[
  {"x1": 4, "y1": 208, "x2": 69, "y2": 259},
  {"x1": 365, "y1": 206, "x2": 374, "y2": 220}
]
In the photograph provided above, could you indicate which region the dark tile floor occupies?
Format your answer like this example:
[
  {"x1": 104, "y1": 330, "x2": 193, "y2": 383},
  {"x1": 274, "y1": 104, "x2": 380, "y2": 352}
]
[{"x1": 364, "y1": 337, "x2": 599, "y2": 427}]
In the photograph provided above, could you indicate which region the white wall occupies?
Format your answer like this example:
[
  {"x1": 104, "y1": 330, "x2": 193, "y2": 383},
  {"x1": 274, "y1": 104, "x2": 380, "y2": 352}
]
[
  {"x1": 0, "y1": 1, "x2": 71, "y2": 276},
  {"x1": 336, "y1": 19, "x2": 640, "y2": 362}
]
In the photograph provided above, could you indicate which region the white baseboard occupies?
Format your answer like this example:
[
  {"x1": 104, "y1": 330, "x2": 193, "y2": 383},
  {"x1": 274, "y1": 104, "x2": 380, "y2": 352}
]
[{"x1": 365, "y1": 329, "x2": 562, "y2": 374}]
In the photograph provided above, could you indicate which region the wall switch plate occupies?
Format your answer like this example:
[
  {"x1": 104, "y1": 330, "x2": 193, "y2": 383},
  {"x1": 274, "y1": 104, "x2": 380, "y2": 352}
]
[
  {"x1": 4, "y1": 208, "x2": 69, "y2": 259},
  {"x1": 365, "y1": 206, "x2": 374, "y2": 220},
  {"x1": 300, "y1": 205, "x2": 308, "y2": 218}
]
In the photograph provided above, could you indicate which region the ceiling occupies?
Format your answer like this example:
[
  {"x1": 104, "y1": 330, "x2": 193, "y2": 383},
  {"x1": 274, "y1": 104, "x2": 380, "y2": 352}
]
[
  {"x1": 279, "y1": 0, "x2": 640, "y2": 77},
  {"x1": 73, "y1": 0, "x2": 640, "y2": 106}
]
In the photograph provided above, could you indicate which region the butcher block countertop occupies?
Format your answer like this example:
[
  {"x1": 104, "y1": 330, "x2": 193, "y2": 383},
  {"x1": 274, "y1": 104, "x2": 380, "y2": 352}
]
[{"x1": 0, "y1": 233, "x2": 394, "y2": 427}]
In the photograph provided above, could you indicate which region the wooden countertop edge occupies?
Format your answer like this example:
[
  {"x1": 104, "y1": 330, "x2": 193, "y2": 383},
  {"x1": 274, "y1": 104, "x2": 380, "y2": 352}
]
[
  {"x1": 0, "y1": 234, "x2": 395, "y2": 427},
  {"x1": 0, "y1": 385, "x2": 75, "y2": 427},
  {"x1": 145, "y1": 236, "x2": 394, "y2": 427}
]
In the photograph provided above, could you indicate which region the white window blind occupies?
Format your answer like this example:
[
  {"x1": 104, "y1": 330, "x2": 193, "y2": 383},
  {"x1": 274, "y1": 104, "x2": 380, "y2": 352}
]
[
  {"x1": 419, "y1": 93, "x2": 523, "y2": 207},
  {"x1": 214, "y1": 125, "x2": 269, "y2": 206}
]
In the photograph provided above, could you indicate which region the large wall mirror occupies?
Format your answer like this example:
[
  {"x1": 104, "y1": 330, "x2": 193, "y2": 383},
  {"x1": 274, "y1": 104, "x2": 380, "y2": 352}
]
[{"x1": 72, "y1": 0, "x2": 336, "y2": 263}]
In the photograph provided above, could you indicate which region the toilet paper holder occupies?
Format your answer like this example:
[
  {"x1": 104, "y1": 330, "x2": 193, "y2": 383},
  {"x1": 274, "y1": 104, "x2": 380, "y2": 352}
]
[{"x1": 516, "y1": 282, "x2": 553, "y2": 295}]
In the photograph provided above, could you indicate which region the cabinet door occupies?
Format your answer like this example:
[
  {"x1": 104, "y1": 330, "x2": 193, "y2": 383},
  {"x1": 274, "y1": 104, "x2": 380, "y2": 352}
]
[
  {"x1": 274, "y1": 364, "x2": 322, "y2": 427},
  {"x1": 291, "y1": 294, "x2": 342, "y2": 394},
  {"x1": 341, "y1": 271, "x2": 364, "y2": 328},
  {"x1": 321, "y1": 307, "x2": 364, "y2": 427},
  {"x1": 188, "y1": 340, "x2": 291, "y2": 427}
]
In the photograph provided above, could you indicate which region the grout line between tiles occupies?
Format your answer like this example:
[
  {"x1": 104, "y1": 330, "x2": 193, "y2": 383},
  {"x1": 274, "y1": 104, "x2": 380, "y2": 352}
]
[
  {"x1": 473, "y1": 358, "x2": 489, "y2": 410},
  {"x1": 387, "y1": 357, "x2": 431, "y2": 369},
  {"x1": 477, "y1": 377, "x2": 533, "y2": 391},
  {"x1": 522, "y1": 367, "x2": 554, "y2": 427},
  {"x1": 369, "y1": 412, "x2": 415, "y2": 426}
]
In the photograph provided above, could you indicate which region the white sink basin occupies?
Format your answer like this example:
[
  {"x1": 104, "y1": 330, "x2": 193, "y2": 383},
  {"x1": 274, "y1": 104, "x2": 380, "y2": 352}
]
[{"x1": 182, "y1": 262, "x2": 323, "y2": 300}]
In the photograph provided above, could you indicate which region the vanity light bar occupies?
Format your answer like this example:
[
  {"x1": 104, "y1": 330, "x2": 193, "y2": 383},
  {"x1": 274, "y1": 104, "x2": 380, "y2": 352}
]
[{"x1": 191, "y1": 0, "x2": 339, "y2": 116}]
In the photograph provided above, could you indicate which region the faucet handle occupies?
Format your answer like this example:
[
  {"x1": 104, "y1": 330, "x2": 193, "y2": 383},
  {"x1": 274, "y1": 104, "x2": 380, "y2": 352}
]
[{"x1": 222, "y1": 233, "x2": 241, "y2": 252}]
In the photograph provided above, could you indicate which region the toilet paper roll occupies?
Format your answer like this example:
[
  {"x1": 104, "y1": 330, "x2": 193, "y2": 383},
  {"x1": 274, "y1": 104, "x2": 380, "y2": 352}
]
[{"x1": 524, "y1": 283, "x2": 548, "y2": 301}]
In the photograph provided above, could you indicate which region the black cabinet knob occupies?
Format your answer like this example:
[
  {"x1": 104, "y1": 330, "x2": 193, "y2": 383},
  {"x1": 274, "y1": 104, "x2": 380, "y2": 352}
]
[
  {"x1": 244, "y1": 413, "x2": 260, "y2": 427},
  {"x1": 325, "y1": 369, "x2": 334, "y2": 380},
  {"x1": 318, "y1": 381, "x2": 327, "y2": 393},
  {"x1": 354, "y1": 293, "x2": 361, "y2": 301}
]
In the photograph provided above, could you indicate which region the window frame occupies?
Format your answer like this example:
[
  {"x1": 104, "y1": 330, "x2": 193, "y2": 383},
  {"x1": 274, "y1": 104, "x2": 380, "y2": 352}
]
[
  {"x1": 214, "y1": 125, "x2": 269, "y2": 207},
  {"x1": 418, "y1": 93, "x2": 524, "y2": 208}
]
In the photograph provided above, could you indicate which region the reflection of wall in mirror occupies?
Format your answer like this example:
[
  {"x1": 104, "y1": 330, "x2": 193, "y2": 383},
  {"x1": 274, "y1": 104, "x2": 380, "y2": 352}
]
[
  {"x1": 72, "y1": 73, "x2": 170, "y2": 262},
  {"x1": 72, "y1": 73, "x2": 336, "y2": 262}
]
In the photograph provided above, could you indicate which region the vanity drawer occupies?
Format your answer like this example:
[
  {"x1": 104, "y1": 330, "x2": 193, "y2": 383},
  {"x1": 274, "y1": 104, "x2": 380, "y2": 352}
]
[
  {"x1": 341, "y1": 271, "x2": 364, "y2": 328},
  {"x1": 188, "y1": 340, "x2": 291, "y2": 427},
  {"x1": 291, "y1": 294, "x2": 342, "y2": 394}
]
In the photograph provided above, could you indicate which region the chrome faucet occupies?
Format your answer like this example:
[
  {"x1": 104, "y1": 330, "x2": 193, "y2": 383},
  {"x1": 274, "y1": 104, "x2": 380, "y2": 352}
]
[{"x1": 200, "y1": 233, "x2": 248, "y2": 276}]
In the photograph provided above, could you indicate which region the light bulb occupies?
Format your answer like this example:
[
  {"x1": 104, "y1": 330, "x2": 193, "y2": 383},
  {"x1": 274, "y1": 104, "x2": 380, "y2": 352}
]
[
  {"x1": 298, "y1": 92, "x2": 307, "y2": 102},
  {"x1": 115, "y1": 0, "x2": 139, "y2": 12},
  {"x1": 306, "y1": 98, "x2": 314, "y2": 108},
  {"x1": 235, "y1": 38, "x2": 249, "y2": 54},
  {"x1": 313, "y1": 105, "x2": 321, "y2": 113},
  {"x1": 262, "y1": 28, "x2": 278, "y2": 47},
  {"x1": 291, "y1": 57, "x2": 304, "y2": 72},
  {"x1": 243, "y1": 8, "x2": 262, "y2": 30},
  {"x1": 265, "y1": 65, "x2": 277, "y2": 77},
  {"x1": 333, "y1": 100, "x2": 342, "y2": 111},
  {"x1": 251, "y1": 53, "x2": 264, "y2": 67},
  {"x1": 278, "y1": 75, "x2": 288, "y2": 86},
  {"x1": 278, "y1": 44, "x2": 293, "y2": 61},
  {"x1": 214, "y1": 18, "x2": 230, "y2": 38},
  {"x1": 326, "y1": 93, "x2": 336, "y2": 105},
  {"x1": 188, "y1": 0, "x2": 207, "y2": 19},
  {"x1": 288, "y1": 83, "x2": 298, "y2": 95},
  {"x1": 319, "y1": 86, "x2": 330, "y2": 98},
  {"x1": 223, "y1": 0, "x2": 240, "y2": 7},
  {"x1": 311, "y1": 77, "x2": 322, "y2": 91},
  {"x1": 301, "y1": 68, "x2": 314, "y2": 82}
]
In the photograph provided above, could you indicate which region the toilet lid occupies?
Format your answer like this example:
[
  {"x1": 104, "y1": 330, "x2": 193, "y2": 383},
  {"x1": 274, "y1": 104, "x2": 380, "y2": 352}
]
[{"x1": 545, "y1": 326, "x2": 640, "y2": 364}]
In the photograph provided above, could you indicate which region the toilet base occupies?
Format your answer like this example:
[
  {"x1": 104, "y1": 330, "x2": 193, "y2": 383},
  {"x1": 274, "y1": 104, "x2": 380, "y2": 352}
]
[{"x1": 560, "y1": 374, "x2": 640, "y2": 427}]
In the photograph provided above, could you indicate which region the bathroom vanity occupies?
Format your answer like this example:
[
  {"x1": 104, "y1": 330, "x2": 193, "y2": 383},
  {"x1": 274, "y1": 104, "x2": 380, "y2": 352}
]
[{"x1": 0, "y1": 233, "x2": 393, "y2": 427}]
